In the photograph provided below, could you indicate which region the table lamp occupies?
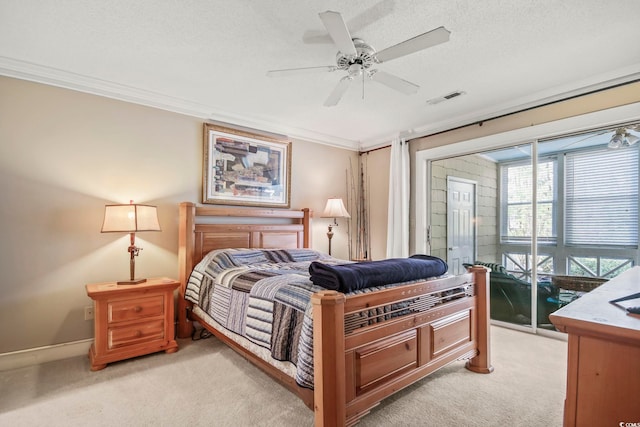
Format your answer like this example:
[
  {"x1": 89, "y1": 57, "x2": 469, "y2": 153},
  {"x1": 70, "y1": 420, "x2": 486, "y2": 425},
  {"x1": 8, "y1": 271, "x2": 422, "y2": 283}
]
[
  {"x1": 101, "y1": 201, "x2": 161, "y2": 284},
  {"x1": 321, "y1": 197, "x2": 350, "y2": 256}
]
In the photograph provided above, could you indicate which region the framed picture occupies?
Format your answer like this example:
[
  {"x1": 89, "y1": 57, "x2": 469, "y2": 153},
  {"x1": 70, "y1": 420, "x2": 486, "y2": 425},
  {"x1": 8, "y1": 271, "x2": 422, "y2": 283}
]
[{"x1": 203, "y1": 124, "x2": 291, "y2": 208}]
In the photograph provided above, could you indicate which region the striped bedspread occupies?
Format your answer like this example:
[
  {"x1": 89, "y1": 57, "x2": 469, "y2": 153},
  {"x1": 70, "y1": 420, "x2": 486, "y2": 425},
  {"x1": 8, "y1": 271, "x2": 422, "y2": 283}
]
[
  {"x1": 185, "y1": 248, "x2": 452, "y2": 389},
  {"x1": 185, "y1": 248, "x2": 340, "y2": 388}
]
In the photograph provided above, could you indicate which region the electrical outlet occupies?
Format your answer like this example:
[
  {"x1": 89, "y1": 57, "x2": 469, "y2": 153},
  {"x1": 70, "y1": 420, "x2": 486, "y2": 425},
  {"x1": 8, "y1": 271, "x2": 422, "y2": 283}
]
[{"x1": 84, "y1": 305, "x2": 94, "y2": 320}]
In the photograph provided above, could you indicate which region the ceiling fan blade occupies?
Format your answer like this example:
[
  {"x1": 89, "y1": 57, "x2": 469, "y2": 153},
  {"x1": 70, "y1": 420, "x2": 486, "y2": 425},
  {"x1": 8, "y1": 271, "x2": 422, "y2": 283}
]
[
  {"x1": 348, "y1": 0, "x2": 395, "y2": 34},
  {"x1": 370, "y1": 70, "x2": 419, "y2": 95},
  {"x1": 304, "y1": 0, "x2": 395, "y2": 44},
  {"x1": 324, "y1": 76, "x2": 353, "y2": 107},
  {"x1": 375, "y1": 26, "x2": 450, "y2": 63},
  {"x1": 266, "y1": 65, "x2": 337, "y2": 77},
  {"x1": 319, "y1": 11, "x2": 357, "y2": 56}
]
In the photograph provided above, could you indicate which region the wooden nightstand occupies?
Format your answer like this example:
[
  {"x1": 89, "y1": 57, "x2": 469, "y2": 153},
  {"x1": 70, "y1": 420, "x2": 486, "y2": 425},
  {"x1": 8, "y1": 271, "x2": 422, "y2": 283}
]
[{"x1": 86, "y1": 277, "x2": 179, "y2": 371}]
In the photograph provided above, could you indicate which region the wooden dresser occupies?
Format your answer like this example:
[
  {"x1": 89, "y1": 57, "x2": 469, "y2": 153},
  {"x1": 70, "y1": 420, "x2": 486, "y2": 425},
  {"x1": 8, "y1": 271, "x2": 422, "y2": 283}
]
[
  {"x1": 86, "y1": 277, "x2": 179, "y2": 371},
  {"x1": 550, "y1": 267, "x2": 640, "y2": 426}
]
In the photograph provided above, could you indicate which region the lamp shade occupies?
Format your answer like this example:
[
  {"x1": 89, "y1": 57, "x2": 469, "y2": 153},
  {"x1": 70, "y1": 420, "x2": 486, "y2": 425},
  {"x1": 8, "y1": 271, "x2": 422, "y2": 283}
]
[
  {"x1": 101, "y1": 204, "x2": 161, "y2": 233},
  {"x1": 321, "y1": 198, "x2": 351, "y2": 219}
]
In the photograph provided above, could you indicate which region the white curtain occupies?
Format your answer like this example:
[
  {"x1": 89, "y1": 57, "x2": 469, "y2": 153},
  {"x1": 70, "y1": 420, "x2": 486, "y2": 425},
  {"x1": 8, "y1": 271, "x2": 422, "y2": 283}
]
[{"x1": 386, "y1": 136, "x2": 410, "y2": 258}]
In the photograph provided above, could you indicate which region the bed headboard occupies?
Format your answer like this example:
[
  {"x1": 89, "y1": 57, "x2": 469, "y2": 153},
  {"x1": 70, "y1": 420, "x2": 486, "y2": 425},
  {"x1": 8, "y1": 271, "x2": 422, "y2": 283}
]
[{"x1": 177, "y1": 201, "x2": 312, "y2": 337}]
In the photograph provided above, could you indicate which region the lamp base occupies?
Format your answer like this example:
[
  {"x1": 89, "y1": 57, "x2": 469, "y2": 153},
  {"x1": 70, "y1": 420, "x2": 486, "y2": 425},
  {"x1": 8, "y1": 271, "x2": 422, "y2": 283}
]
[{"x1": 117, "y1": 278, "x2": 147, "y2": 285}]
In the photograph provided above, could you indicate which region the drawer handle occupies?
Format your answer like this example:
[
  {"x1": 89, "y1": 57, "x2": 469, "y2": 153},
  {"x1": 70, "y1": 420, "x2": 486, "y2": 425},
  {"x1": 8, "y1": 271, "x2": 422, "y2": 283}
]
[
  {"x1": 133, "y1": 306, "x2": 142, "y2": 313},
  {"x1": 136, "y1": 330, "x2": 142, "y2": 338}
]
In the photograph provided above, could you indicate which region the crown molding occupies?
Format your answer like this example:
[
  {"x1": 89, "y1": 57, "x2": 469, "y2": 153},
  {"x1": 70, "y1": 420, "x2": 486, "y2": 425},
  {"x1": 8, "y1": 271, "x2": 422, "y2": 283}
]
[
  {"x1": 0, "y1": 56, "x2": 360, "y2": 151},
  {"x1": 5, "y1": 56, "x2": 637, "y2": 153}
]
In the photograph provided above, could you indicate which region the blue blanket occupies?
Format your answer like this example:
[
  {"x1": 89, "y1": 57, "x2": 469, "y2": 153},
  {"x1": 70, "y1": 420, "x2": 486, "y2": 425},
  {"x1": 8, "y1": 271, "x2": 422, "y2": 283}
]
[{"x1": 308, "y1": 255, "x2": 448, "y2": 293}]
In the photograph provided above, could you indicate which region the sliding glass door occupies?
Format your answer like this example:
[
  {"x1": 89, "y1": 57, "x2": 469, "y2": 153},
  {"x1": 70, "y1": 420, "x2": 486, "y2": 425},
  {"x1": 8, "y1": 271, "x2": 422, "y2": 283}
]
[
  {"x1": 430, "y1": 146, "x2": 535, "y2": 328},
  {"x1": 427, "y1": 122, "x2": 640, "y2": 333},
  {"x1": 497, "y1": 145, "x2": 561, "y2": 328}
]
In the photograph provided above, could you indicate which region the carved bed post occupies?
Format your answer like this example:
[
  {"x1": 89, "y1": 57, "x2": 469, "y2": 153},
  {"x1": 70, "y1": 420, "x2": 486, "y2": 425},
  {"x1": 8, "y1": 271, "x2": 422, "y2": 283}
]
[
  {"x1": 301, "y1": 208, "x2": 312, "y2": 248},
  {"x1": 466, "y1": 266, "x2": 494, "y2": 373},
  {"x1": 311, "y1": 290, "x2": 347, "y2": 427},
  {"x1": 177, "y1": 202, "x2": 196, "y2": 339}
]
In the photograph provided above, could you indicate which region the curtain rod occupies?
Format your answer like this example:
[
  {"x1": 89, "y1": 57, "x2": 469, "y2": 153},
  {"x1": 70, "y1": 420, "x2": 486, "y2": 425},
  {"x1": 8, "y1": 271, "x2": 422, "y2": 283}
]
[
  {"x1": 359, "y1": 78, "x2": 640, "y2": 155},
  {"x1": 360, "y1": 144, "x2": 390, "y2": 155}
]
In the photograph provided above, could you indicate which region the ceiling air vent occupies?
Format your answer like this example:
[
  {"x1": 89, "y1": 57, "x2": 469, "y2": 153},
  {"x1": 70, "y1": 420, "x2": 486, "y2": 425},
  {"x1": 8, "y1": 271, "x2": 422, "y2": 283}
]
[{"x1": 426, "y1": 90, "x2": 466, "y2": 105}]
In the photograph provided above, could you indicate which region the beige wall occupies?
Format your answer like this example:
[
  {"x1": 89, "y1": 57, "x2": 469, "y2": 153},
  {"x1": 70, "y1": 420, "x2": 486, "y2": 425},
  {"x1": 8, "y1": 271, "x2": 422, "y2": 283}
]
[{"x1": 0, "y1": 76, "x2": 358, "y2": 353}]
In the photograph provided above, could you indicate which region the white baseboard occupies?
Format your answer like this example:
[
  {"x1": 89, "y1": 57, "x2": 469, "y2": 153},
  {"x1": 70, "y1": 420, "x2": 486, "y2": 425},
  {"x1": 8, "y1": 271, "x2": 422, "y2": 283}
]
[{"x1": 0, "y1": 339, "x2": 93, "y2": 372}]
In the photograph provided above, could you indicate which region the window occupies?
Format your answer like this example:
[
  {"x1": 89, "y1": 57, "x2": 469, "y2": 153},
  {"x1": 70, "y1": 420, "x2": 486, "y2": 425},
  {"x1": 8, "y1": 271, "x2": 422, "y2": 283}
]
[
  {"x1": 565, "y1": 147, "x2": 638, "y2": 248},
  {"x1": 500, "y1": 158, "x2": 556, "y2": 243},
  {"x1": 498, "y1": 136, "x2": 639, "y2": 278}
]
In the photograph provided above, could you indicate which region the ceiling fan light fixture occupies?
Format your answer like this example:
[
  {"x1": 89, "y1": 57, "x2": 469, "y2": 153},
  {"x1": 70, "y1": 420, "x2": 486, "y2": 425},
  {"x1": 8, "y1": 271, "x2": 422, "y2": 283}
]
[
  {"x1": 348, "y1": 63, "x2": 364, "y2": 77},
  {"x1": 608, "y1": 127, "x2": 640, "y2": 148},
  {"x1": 608, "y1": 134, "x2": 623, "y2": 149},
  {"x1": 625, "y1": 134, "x2": 639, "y2": 146}
]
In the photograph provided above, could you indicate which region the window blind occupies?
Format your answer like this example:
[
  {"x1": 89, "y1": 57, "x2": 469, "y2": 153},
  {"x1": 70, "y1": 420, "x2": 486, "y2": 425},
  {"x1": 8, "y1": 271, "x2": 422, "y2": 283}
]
[
  {"x1": 500, "y1": 159, "x2": 556, "y2": 241},
  {"x1": 565, "y1": 147, "x2": 638, "y2": 247}
]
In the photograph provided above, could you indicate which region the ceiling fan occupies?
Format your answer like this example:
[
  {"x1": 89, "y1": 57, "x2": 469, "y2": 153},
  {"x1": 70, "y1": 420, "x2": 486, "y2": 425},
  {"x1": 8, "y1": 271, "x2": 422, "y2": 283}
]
[
  {"x1": 266, "y1": 10, "x2": 450, "y2": 107},
  {"x1": 558, "y1": 124, "x2": 640, "y2": 151}
]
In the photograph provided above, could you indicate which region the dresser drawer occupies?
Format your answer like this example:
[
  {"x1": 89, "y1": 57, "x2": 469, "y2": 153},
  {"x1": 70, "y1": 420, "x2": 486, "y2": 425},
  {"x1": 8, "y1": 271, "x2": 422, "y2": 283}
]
[
  {"x1": 108, "y1": 319, "x2": 166, "y2": 349},
  {"x1": 108, "y1": 295, "x2": 164, "y2": 323}
]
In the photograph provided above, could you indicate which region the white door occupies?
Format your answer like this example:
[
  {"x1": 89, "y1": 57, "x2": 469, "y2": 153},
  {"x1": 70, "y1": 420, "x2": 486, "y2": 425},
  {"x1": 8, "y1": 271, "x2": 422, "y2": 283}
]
[{"x1": 447, "y1": 177, "x2": 477, "y2": 274}]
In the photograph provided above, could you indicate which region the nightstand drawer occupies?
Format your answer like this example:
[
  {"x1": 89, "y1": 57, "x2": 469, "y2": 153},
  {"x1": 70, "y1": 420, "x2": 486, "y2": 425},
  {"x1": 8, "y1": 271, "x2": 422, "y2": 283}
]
[
  {"x1": 108, "y1": 319, "x2": 165, "y2": 349},
  {"x1": 108, "y1": 295, "x2": 164, "y2": 323},
  {"x1": 86, "y1": 278, "x2": 179, "y2": 370}
]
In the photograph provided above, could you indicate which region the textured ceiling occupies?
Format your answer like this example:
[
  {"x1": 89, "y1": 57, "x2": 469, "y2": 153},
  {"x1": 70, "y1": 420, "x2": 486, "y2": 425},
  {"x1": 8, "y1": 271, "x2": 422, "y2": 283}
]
[{"x1": 1, "y1": 0, "x2": 640, "y2": 150}]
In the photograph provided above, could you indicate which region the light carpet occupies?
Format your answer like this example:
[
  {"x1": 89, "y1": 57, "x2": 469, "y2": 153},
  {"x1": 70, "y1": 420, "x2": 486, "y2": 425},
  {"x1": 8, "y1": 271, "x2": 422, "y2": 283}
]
[{"x1": 0, "y1": 326, "x2": 567, "y2": 426}]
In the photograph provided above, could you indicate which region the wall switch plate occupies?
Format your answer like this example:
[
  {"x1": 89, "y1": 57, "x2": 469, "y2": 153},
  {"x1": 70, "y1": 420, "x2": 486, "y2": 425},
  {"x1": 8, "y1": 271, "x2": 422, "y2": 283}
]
[{"x1": 84, "y1": 305, "x2": 94, "y2": 320}]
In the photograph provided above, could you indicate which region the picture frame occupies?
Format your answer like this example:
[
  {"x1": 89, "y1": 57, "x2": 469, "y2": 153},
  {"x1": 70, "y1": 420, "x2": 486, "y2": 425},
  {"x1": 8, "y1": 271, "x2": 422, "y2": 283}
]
[{"x1": 203, "y1": 123, "x2": 291, "y2": 208}]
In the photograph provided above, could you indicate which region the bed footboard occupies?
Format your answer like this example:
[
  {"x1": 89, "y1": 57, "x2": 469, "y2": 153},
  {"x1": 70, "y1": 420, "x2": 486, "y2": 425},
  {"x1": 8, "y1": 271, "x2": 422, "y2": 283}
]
[{"x1": 311, "y1": 265, "x2": 492, "y2": 427}]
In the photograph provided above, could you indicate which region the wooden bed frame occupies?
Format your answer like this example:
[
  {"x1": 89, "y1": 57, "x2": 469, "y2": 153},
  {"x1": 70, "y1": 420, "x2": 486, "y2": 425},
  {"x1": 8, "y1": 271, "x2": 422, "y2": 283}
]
[{"x1": 177, "y1": 202, "x2": 492, "y2": 426}]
